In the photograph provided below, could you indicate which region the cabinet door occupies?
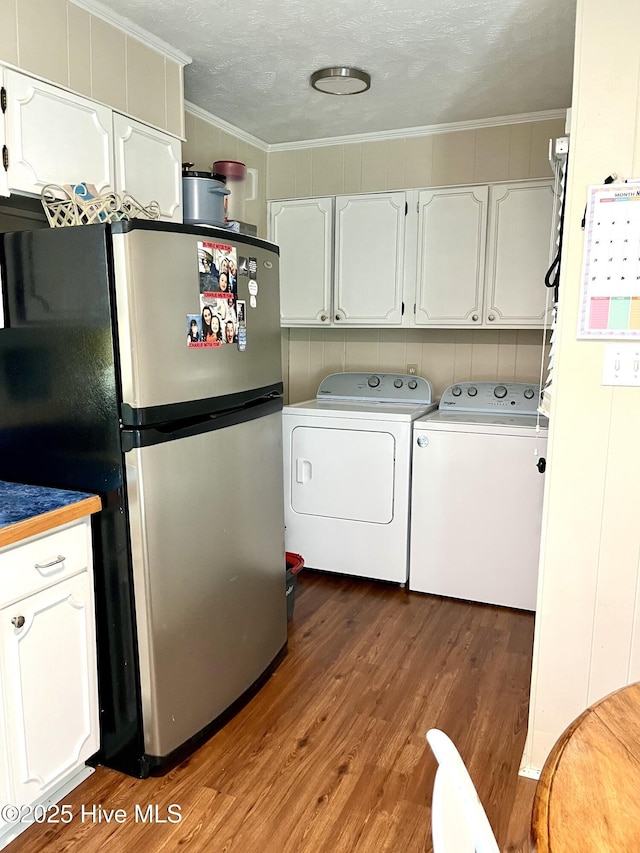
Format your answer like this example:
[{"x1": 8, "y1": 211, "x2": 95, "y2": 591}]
[
  {"x1": 334, "y1": 192, "x2": 405, "y2": 325},
  {"x1": 484, "y1": 181, "x2": 554, "y2": 327},
  {"x1": 269, "y1": 198, "x2": 333, "y2": 325},
  {"x1": 0, "y1": 69, "x2": 8, "y2": 198},
  {"x1": 4, "y1": 70, "x2": 113, "y2": 196},
  {"x1": 113, "y1": 113, "x2": 182, "y2": 222},
  {"x1": 414, "y1": 185, "x2": 488, "y2": 326},
  {"x1": 0, "y1": 573, "x2": 99, "y2": 806}
]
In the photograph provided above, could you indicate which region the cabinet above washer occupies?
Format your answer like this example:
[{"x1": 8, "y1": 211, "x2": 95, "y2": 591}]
[
  {"x1": 269, "y1": 178, "x2": 555, "y2": 330},
  {"x1": 414, "y1": 180, "x2": 555, "y2": 328}
]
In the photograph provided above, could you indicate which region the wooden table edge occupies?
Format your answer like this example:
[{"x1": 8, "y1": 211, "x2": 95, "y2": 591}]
[{"x1": 531, "y1": 705, "x2": 592, "y2": 852}]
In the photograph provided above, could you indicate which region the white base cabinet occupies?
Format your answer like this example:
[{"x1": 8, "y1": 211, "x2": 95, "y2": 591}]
[{"x1": 0, "y1": 517, "x2": 99, "y2": 851}]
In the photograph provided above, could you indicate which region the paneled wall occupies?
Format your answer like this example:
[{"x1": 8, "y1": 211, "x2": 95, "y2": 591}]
[
  {"x1": 522, "y1": 0, "x2": 640, "y2": 775},
  {"x1": 0, "y1": 0, "x2": 184, "y2": 136},
  {"x1": 269, "y1": 117, "x2": 563, "y2": 402},
  {"x1": 287, "y1": 328, "x2": 546, "y2": 403},
  {"x1": 268, "y1": 119, "x2": 564, "y2": 200},
  {"x1": 182, "y1": 109, "x2": 268, "y2": 238}
]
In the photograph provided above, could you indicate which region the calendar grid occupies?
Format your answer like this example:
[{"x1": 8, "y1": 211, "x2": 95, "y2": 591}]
[{"x1": 578, "y1": 183, "x2": 640, "y2": 338}]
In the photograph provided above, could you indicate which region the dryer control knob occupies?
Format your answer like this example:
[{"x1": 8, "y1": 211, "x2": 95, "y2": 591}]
[
  {"x1": 367, "y1": 375, "x2": 381, "y2": 388},
  {"x1": 408, "y1": 379, "x2": 418, "y2": 390},
  {"x1": 394, "y1": 378, "x2": 403, "y2": 388},
  {"x1": 524, "y1": 388, "x2": 535, "y2": 399},
  {"x1": 451, "y1": 385, "x2": 462, "y2": 397},
  {"x1": 416, "y1": 435, "x2": 429, "y2": 448},
  {"x1": 494, "y1": 385, "x2": 508, "y2": 399},
  {"x1": 467, "y1": 386, "x2": 478, "y2": 396}
]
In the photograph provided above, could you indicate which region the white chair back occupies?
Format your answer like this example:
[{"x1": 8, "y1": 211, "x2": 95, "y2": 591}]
[{"x1": 426, "y1": 728, "x2": 500, "y2": 853}]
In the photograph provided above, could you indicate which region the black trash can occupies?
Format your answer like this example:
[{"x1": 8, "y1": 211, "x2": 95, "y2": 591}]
[{"x1": 285, "y1": 552, "x2": 304, "y2": 622}]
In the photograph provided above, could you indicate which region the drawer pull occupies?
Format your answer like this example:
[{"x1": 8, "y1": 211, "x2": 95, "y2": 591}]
[
  {"x1": 11, "y1": 616, "x2": 25, "y2": 629},
  {"x1": 34, "y1": 555, "x2": 66, "y2": 573}
]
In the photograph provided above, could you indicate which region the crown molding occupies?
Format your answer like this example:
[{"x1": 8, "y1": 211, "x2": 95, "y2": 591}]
[
  {"x1": 267, "y1": 109, "x2": 569, "y2": 151},
  {"x1": 184, "y1": 104, "x2": 568, "y2": 153},
  {"x1": 185, "y1": 101, "x2": 269, "y2": 152},
  {"x1": 69, "y1": 0, "x2": 192, "y2": 66}
]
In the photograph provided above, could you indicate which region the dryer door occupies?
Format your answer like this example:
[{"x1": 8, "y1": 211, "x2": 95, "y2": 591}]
[{"x1": 291, "y1": 425, "x2": 395, "y2": 523}]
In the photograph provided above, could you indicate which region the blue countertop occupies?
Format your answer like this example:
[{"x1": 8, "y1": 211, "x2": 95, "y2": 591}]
[{"x1": 0, "y1": 481, "x2": 101, "y2": 547}]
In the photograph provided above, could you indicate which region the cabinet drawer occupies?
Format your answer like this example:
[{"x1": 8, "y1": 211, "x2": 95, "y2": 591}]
[{"x1": 0, "y1": 521, "x2": 91, "y2": 607}]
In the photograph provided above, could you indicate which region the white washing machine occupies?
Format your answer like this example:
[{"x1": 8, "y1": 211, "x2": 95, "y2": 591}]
[
  {"x1": 283, "y1": 372, "x2": 437, "y2": 584},
  {"x1": 409, "y1": 381, "x2": 548, "y2": 610}
]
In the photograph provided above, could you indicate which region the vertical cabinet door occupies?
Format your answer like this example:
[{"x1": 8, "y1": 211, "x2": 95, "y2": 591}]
[
  {"x1": 4, "y1": 70, "x2": 113, "y2": 196},
  {"x1": 334, "y1": 192, "x2": 405, "y2": 325},
  {"x1": 0, "y1": 573, "x2": 99, "y2": 806},
  {"x1": 484, "y1": 180, "x2": 554, "y2": 326},
  {"x1": 0, "y1": 68, "x2": 8, "y2": 198},
  {"x1": 414, "y1": 185, "x2": 488, "y2": 326},
  {"x1": 113, "y1": 113, "x2": 182, "y2": 222},
  {"x1": 269, "y1": 197, "x2": 333, "y2": 325}
]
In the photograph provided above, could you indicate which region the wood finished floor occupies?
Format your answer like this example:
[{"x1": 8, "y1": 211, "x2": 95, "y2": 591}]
[{"x1": 9, "y1": 571, "x2": 537, "y2": 852}]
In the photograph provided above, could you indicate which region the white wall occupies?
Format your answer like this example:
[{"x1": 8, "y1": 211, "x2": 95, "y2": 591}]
[{"x1": 522, "y1": 0, "x2": 640, "y2": 774}]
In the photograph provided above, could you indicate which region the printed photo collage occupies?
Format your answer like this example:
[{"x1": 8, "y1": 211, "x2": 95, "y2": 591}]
[{"x1": 187, "y1": 240, "x2": 249, "y2": 350}]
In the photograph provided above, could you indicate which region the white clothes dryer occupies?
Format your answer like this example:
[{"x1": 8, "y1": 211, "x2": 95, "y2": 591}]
[
  {"x1": 283, "y1": 372, "x2": 437, "y2": 584},
  {"x1": 409, "y1": 381, "x2": 548, "y2": 610}
]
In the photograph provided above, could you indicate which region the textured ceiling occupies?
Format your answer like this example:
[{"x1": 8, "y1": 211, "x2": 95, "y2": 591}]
[{"x1": 100, "y1": 0, "x2": 576, "y2": 145}]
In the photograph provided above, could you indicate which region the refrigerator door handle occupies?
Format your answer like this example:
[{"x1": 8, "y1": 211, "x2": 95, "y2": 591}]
[{"x1": 295, "y1": 459, "x2": 312, "y2": 484}]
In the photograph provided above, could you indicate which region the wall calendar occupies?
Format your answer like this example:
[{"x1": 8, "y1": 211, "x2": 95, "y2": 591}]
[{"x1": 578, "y1": 182, "x2": 640, "y2": 338}]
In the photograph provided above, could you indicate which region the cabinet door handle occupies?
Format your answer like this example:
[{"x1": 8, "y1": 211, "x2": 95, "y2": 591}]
[
  {"x1": 472, "y1": 314, "x2": 479, "y2": 322},
  {"x1": 11, "y1": 616, "x2": 25, "y2": 629},
  {"x1": 335, "y1": 314, "x2": 341, "y2": 321},
  {"x1": 320, "y1": 314, "x2": 328, "y2": 322},
  {"x1": 488, "y1": 314, "x2": 495, "y2": 321},
  {"x1": 34, "y1": 554, "x2": 66, "y2": 574}
]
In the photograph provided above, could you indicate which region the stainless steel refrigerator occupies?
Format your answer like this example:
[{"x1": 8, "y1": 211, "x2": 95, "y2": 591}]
[{"x1": 0, "y1": 220, "x2": 287, "y2": 777}]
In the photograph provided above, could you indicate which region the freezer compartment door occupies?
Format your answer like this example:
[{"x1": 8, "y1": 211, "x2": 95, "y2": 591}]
[
  {"x1": 124, "y1": 408, "x2": 286, "y2": 758},
  {"x1": 111, "y1": 227, "x2": 282, "y2": 419}
]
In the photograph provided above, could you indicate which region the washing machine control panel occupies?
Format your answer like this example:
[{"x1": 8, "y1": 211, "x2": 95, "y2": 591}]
[
  {"x1": 439, "y1": 381, "x2": 541, "y2": 414},
  {"x1": 317, "y1": 372, "x2": 434, "y2": 404}
]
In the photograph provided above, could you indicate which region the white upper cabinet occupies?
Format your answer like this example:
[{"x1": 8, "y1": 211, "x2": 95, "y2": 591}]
[
  {"x1": 484, "y1": 181, "x2": 554, "y2": 326},
  {"x1": 4, "y1": 70, "x2": 113, "y2": 196},
  {"x1": 413, "y1": 179, "x2": 553, "y2": 328},
  {"x1": 0, "y1": 69, "x2": 8, "y2": 198},
  {"x1": 334, "y1": 192, "x2": 406, "y2": 325},
  {"x1": 270, "y1": 192, "x2": 407, "y2": 327},
  {"x1": 269, "y1": 197, "x2": 333, "y2": 325},
  {"x1": 113, "y1": 113, "x2": 182, "y2": 222},
  {"x1": 415, "y1": 185, "x2": 488, "y2": 326}
]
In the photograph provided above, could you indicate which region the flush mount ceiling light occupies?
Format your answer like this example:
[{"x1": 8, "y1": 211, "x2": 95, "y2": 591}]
[{"x1": 310, "y1": 67, "x2": 371, "y2": 95}]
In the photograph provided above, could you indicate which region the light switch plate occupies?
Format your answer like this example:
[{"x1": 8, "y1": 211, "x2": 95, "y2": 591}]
[{"x1": 602, "y1": 343, "x2": 640, "y2": 386}]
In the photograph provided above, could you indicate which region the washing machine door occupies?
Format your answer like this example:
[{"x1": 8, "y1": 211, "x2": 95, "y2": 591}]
[{"x1": 290, "y1": 425, "x2": 395, "y2": 523}]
